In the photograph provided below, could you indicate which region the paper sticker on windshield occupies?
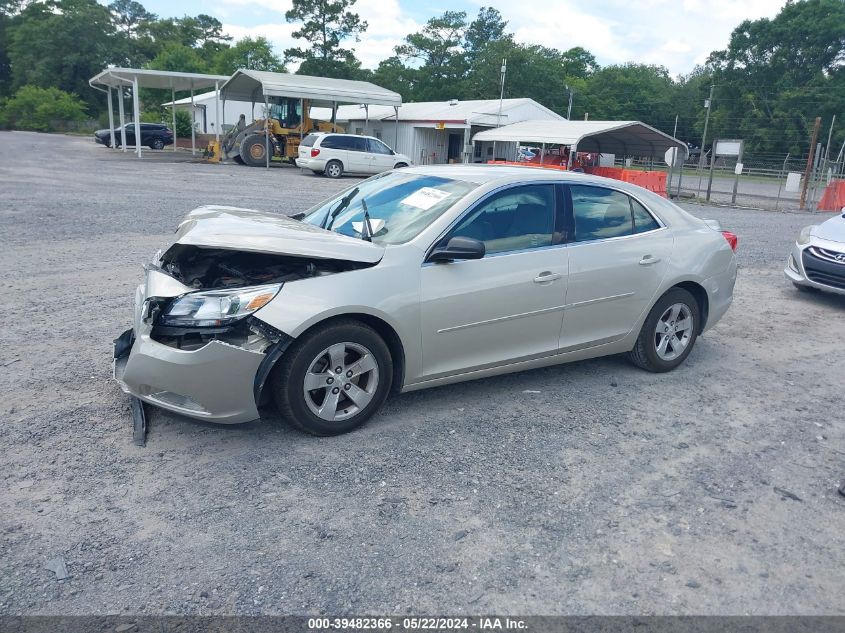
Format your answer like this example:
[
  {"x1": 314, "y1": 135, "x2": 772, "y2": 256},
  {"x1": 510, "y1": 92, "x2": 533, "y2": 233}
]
[{"x1": 401, "y1": 187, "x2": 451, "y2": 210}]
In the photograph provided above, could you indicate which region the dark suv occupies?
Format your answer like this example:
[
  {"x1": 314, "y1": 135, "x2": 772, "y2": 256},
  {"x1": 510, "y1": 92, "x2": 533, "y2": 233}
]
[{"x1": 94, "y1": 123, "x2": 174, "y2": 150}]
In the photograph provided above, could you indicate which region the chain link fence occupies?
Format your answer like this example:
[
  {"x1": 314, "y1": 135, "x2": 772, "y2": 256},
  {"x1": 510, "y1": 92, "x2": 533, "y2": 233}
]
[{"x1": 622, "y1": 152, "x2": 845, "y2": 212}]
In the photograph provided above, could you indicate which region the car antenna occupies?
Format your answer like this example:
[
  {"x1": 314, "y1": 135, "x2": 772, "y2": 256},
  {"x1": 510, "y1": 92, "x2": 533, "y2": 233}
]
[
  {"x1": 360, "y1": 198, "x2": 373, "y2": 242},
  {"x1": 323, "y1": 186, "x2": 359, "y2": 230}
]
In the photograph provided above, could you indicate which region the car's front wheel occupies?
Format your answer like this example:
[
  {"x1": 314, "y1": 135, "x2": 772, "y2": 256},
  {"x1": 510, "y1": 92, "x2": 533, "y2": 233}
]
[
  {"x1": 272, "y1": 320, "x2": 393, "y2": 435},
  {"x1": 150, "y1": 138, "x2": 165, "y2": 150},
  {"x1": 628, "y1": 288, "x2": 700, "y2": 372}
]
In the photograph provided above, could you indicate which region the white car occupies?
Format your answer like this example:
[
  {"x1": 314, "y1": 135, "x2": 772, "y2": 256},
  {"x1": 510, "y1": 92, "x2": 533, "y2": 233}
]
[
  {"x1": 785, "y1": 209, "x2": 845, "y2": 295},
  {"x1": 296, "y1": 133, "x2": 411, "y2": 178},
  {"x1": 114, "y1": 166, "x2": 738, "y2": 436}
]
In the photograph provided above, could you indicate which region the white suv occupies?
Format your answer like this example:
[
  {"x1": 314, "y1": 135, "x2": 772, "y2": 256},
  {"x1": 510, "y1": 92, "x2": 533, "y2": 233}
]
[{"x1": 296, "y1": 133, "x2": 412, "y2": 178}]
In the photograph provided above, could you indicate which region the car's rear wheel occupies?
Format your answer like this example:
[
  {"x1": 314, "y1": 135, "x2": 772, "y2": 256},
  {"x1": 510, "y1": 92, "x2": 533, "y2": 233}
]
[
  {"x1": 629, "y1": 288, "x2": 700, "y2": 372},
  {"x1": 324, "y1": 160, "x2": 343, "y2": 178},
  {"x1": 151, "y1": 138, "x2": 165, "y2": 150},
  {"x1": 271, "y1": 320, "x2": 393, "y2": 436}
]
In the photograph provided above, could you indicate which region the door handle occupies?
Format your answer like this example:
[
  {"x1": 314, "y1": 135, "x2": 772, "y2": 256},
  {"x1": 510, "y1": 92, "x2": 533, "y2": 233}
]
[
  {"x1": 534, "y1": 271, "x2": 563, "y2": 283},
  {"x1": 639, "y1": 255, "x2": 661, "y2": 266}
]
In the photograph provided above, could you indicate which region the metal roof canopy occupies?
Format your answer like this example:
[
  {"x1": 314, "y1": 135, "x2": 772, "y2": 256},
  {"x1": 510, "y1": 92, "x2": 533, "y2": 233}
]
[
  {"x1": 89, "y1": 67, "x2": 229, "y2": 158},
  {"x1": 473, "y1": 119, "x2": 688, "y2": 161},
  {"x1": 220, "y1": 69, "x2": 402, "y2": 107},
  {"x1": 90, "y1": 67, "x2": 228, "y2": 91},
  {"x1": 219, "y1": 69, "x2": 402, "y2": 168}
]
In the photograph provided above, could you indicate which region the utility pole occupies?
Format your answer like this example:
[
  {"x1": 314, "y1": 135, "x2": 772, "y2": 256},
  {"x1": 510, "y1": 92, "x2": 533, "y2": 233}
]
[
  {"x1": 496, "y1": 58, "x2": 507, "y2": 127},
  {"x1": 493, "y1": 58, "x2": 506, "y2": 161},
  {"x1": 697, "y1": 85, "x2": 714, "y2": 196},
  {"x1": 800, "y1": 116, "x2": 822, "y2": 210},
  {"x1": 566, "y1": 85, "x2": 573, "y2": 120}
]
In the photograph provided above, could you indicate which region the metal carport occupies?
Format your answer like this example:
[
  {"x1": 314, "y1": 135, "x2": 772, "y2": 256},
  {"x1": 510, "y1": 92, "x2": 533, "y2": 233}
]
[
  {"x1": 219, "y1": 69, "x2": 402, "y2": 168},
  {"x1": 89, "y1": 68, "x2": 229, "y2": 158},
  {"x1": 472, "y1": 119, "x2": 687, "y2": 167}
]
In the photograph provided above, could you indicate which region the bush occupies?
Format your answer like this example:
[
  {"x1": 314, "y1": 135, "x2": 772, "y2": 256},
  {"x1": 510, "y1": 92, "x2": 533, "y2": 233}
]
[
  {"x1": 173, "y1": 109, "x2": 194, "y2": 138},
  {"x1": 0, "y1": 85, "x2": 87, "y2": 132}
]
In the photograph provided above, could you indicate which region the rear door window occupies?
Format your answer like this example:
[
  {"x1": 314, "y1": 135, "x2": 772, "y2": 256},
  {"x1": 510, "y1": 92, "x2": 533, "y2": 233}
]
[
  {"x1": 631, "y1": 198, "x2": 661, "y2": 233},
  {"x1": 349, "y1": 136, "x2": 367, "y2": 152},
  {"x1": 320, "y1": 135, "x2": 345, "y2": 150},
  {"x1": 570, "y1": 185, "x2": 633, "y2": 242}
]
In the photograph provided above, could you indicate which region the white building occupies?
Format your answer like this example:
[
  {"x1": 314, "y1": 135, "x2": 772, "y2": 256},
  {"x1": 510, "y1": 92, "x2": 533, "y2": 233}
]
[
  {"x1": 163, "y1": 93, "x2": 566, "y2": 163},
  {"x1": 321, "y1": 98, "x2": 565, "y2": 165},
  {"x1": 163, "y1": 90, "x2": 262, "y2": 135}
]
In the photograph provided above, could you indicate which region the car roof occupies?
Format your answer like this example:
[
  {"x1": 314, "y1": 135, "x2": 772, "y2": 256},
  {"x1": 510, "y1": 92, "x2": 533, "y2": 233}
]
[
  {"x1": 398, "y1": 164, "x2": 629, "y2": 187},
  {"x1": 311, "y1": 132, "x2": 382, "y2": 142}
]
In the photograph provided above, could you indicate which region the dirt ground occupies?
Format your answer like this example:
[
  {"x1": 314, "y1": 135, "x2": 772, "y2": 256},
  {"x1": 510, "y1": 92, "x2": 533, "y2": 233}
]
[{"x1": 1, "y1": 131, "x2": 843, "y2": 616}]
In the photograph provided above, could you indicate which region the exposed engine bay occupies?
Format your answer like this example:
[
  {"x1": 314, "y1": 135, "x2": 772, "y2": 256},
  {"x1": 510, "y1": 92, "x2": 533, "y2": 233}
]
[
  {"x1": 149, "y1": 245, "x2": 373, "y2": 351},
  {"x1": 159, "y1": 244, "x2": 372, "y2": 289}
]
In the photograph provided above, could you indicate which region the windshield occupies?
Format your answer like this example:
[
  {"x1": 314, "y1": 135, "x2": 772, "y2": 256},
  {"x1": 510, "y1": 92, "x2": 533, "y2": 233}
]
[{"x1": 302, "y1": 172, "x2": 478, "y2": 244}]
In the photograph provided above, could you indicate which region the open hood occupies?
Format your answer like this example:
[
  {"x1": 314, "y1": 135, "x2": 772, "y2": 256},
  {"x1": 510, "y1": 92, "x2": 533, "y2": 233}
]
[{"x1": 172, "y1": 205, "x2": 385, "y2": 264}]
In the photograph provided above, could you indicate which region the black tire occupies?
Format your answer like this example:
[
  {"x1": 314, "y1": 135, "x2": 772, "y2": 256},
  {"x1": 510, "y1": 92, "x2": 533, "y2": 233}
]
[
  {"x1": 394, "y1": 162, "x2": 408, "y2": 169},
  {"x1": 628, "y1": 288, "x2": 700, "y2": 373},
  {"x1": 311, "y1": 170, "x2": 324, "y2": 176},
  {"x1": 324, "y1": 159, "x2": 344, "y2": 178},
  {"x1": 240, "y1": 134, "x2": 271, "y2": 167},
  {"x1": 232, "y1": 154, "x2": 245, "y2": 165},
  {"x1": 150, "y1": 138, "x2": 165, "y2": 150},
  {"x1": 271, "y1": 320, "x2": 393, "y2": 436}
]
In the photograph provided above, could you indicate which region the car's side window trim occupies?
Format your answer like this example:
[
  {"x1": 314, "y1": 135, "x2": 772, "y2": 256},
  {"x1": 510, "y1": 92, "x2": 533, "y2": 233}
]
[{"x1": 423, "y1": 181, "x2": 563, "y2": 262}]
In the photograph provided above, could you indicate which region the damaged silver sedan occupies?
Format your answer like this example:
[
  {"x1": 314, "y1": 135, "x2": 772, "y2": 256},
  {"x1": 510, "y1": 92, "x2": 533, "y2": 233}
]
[{"x1": 115, "y1": 165, "x2": 737, "y2": 435}]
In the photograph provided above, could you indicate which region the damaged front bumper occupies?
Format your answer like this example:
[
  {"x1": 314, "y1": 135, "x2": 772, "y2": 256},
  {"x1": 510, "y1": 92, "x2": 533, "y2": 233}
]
[
  {"x1": 113, "y1": 268, "x2": 286, "y2": 425},
  {"x1": 114, "y1": 327, "x2": 267, "y2": 424}
]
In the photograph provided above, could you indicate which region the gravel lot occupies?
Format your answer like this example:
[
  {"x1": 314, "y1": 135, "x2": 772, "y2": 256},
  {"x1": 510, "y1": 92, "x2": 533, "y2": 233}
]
[{"x1": 1, "y1": 131, "x2": 843, "y2": 616}]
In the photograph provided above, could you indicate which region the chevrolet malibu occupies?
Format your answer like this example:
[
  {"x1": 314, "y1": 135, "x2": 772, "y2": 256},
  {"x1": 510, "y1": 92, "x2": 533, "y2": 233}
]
[
  {"x1": 114, "y1": 165, "x2": 738, "y2": 436},
  {"x1": 784, "y1": 209, "x2": 845, "y2": 295}
]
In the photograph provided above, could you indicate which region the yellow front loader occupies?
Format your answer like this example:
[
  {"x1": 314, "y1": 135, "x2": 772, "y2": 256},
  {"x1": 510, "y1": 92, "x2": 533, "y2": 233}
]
[{"x1": 218, "y1": 97, "x2": 342, "y2": 167}]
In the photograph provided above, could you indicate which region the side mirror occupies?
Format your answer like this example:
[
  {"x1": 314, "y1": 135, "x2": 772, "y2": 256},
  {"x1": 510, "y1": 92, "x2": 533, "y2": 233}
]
[{"x1": 427, "y1": 236, "x2": 485, "y2": 263}]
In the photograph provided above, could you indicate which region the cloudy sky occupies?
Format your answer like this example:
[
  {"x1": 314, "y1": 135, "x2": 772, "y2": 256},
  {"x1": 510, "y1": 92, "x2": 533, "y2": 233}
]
[{"x1": 139, "y1": 0, "x2": 787, "y2": 76}]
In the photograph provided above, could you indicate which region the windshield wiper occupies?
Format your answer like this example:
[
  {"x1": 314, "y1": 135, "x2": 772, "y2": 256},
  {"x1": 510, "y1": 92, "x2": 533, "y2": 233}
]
[
  {"x1": 323, "y1": 187, "x2": 359, "y2": 230},
  {"x1": 360, "y1": 198, "x2": 373, "y2": 242}
]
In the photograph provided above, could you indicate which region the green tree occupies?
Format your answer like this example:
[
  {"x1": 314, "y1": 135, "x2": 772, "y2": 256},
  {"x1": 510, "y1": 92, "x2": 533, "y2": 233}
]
[
  {"x1": 284, "y1": 0, "x2": 367, "y2": 78},
  {"x1": 109, "y1": 0, "x2": 155, "y2": 37},
  {"x1": 580, "y1": 64, "x2": 676, "y2": 126},
  {"x1": 706, "y1": 0, "x2": 845, "y2": 153},
  {"x1": 0, "y1": 84, "x2": 87, "y2": 130},
  {"x1": 147, "y1": 42, "x2": 210, "y2": 73},
  {"x1": 213, "y1": 36, "x2": 285, "y2": 75},
  {"x1": 6, "y1": 0, "x2": 120, "y2": 112},
  {"x1": 395, "y1": 11, "x2": 468, "y2": 100}
]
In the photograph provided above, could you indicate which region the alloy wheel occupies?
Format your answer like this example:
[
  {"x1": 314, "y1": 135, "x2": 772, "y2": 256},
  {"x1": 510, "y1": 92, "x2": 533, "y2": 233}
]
[
  {"x1": 653, "y1": 303, "x2": 693, "y2": 361},
  {"x1": 303, "y1": 342, "x2": 379, "y2": 422}
]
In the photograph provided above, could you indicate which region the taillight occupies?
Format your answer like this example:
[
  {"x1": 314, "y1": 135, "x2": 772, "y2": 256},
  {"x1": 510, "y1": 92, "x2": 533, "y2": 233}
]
[
  {"x1": 311, "y1": 148, "x2": 320, "y2": 157},
  {"x1": 721, "y1": 231, "x2": 738, "y2": 251}
]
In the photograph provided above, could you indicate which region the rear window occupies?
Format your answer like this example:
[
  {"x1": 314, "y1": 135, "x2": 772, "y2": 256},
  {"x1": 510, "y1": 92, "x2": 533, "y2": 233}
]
[{"x1": 300, "y1": 134, "x2": 320, "y2": 148}]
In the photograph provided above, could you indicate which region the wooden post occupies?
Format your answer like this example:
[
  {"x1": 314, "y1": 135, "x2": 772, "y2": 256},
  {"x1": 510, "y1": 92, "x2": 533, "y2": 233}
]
[{"x1": 800, "y1": 117, "x2": 821, "y2": 209}]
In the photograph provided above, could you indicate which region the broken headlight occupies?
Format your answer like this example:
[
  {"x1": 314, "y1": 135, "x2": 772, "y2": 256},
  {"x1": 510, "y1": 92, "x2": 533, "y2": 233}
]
[{"x1": 159, "y1": 283, "x2": 281, "y2": 327}]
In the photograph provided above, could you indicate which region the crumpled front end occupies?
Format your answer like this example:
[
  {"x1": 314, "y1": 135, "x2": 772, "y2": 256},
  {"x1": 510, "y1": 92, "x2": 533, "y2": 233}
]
[
  {"x1": 113, "y1": 266, "x2": 285, "y2": 424},
  {"x1": 113, "y1": 221, "x2": 380, "y2": 424}
]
